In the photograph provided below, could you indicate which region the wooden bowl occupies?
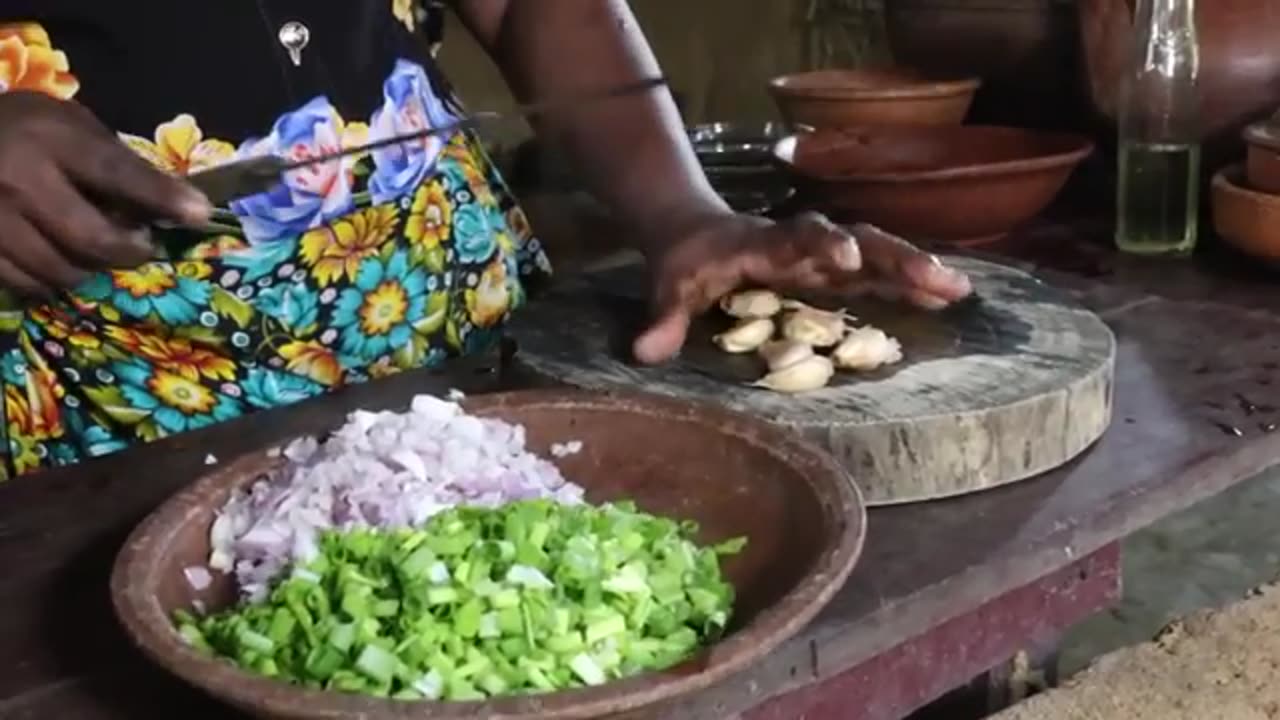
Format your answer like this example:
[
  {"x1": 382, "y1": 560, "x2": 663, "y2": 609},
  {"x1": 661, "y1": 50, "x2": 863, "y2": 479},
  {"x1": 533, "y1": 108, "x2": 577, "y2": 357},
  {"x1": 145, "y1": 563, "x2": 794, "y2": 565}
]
[
  {"x1": 1212, "y1": 165, "x2": 1280, "y2": 265},
  {"x1": 767, "y1": 68, "x2": 981, "y2": 129},
  {"x1": 1243, "y1": 120, "x2": 1280, "y2": 195},
  {"x1": 773, "y1": 125, "x2": 1094, "y2": 246},
  {"x1": 111, "y1": 389, "x2": 866, "y2": 720}
]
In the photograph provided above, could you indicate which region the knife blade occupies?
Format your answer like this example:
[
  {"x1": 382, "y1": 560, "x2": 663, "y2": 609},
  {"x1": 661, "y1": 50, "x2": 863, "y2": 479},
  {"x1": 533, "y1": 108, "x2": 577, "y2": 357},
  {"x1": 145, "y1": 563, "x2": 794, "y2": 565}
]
[{"x1": 180, "y1": 76, "x2": 667, "y2": 209}]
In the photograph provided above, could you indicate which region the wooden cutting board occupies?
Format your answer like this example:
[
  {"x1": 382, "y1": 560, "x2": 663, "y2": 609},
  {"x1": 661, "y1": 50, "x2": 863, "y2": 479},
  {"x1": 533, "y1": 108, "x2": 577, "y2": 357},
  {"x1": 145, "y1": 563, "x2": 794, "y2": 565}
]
[{"x1": 510, "y1": 256, "x2": 1115, "y2": 505}]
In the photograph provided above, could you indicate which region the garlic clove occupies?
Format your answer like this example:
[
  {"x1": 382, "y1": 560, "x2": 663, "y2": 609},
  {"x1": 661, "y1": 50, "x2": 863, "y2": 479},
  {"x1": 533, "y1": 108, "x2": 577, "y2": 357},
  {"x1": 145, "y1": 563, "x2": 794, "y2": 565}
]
[
  {"x1": 758, "y1": 339, "x2": 814, "y2": 372},
  {"x1": 780, "y1": 309, "x2": 847, "y2": 347},
  {"x1": 720, "y1": 289, "x2": 782, "y2": 319},
  {"x1": 832, "y1": 326, "x2": 904, "y2": 371},
  {"x1": 781, "y1": 299, "x2": 857, "y2": 322},
  {"x1": 753, "y1": 355, "x2": 835, "y2": 393},
  {"x1": 713, "y1": 317, "x2": 775, "y2": 353}
]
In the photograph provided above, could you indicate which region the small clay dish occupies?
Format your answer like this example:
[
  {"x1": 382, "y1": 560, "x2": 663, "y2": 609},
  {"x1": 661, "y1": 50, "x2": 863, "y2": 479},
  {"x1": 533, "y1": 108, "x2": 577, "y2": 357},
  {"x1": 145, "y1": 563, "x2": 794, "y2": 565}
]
[
  {"x1": 772, "y1": 125, "x2": 1094, "y2": 246},
  {"x1": 767, "y1": 68, "x2": 980, "y2": 129},
  {"x1": 1212, "y1": 164, "x2": 1280, "y2": 265},
  {"x1": 1243, "y1": 119, "x2": 1280, "y2": 195},
  {"x1": 111, "y1": 389, "x2": 866, "y2": 720}
]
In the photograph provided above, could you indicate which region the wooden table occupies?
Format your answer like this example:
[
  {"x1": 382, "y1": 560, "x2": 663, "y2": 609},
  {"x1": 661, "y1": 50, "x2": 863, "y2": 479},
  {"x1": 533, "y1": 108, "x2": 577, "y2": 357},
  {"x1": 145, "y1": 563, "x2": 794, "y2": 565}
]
[{"x1": 0, "y1": 222, "x2": 1277, "y2": 720}]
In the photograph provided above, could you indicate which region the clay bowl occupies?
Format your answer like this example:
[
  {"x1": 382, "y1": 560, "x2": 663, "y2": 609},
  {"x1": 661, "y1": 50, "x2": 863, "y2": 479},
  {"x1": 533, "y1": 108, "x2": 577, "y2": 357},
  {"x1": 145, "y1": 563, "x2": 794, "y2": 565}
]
[
  {"x1": 767, "y1": 68, "x2": 981, "y2": 129},
  {"x1": 773, "y1": 125, "x2": 1094, "y2": 246},
  {"x1": 1212, "y1": 165, "x2": 1280, "y2": 266},
  {"x1": 111, "y1": 389, "x2": 866, "y2": 720},
  {"x1": 1243, "y1": 120, "x2": 1280, "y2": 195}
]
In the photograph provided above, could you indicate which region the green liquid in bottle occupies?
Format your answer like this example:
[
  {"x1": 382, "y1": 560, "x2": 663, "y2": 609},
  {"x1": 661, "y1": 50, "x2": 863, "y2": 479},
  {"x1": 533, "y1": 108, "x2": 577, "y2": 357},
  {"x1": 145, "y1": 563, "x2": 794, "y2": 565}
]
[{"x1": 1115, "y1": 141, "x2": 1201, "y2": 256}]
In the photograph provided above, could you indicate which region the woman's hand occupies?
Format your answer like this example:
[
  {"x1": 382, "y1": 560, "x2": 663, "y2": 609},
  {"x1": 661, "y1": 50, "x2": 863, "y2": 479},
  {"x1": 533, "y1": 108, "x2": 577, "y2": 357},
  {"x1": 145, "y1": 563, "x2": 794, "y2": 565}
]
[
  {"x1": 633, "y1": 211, "x2": 973, "y2": 365},
  {"x1": 0, "y1": 91, "x2": 211, "y2": 296}
]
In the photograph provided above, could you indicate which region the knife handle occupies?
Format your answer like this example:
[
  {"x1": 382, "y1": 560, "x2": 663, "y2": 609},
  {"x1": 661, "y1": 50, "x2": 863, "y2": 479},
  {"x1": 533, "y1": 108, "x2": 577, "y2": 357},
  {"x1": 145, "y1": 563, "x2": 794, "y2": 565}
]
[{"x1": 186, "y1": 155, "x2": 289, "y2": 208}]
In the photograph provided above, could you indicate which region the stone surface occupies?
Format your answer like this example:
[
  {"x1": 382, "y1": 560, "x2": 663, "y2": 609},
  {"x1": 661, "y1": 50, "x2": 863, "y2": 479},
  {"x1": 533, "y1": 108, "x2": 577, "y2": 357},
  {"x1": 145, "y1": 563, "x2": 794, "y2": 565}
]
[
  {"x1": 994, "y1": 580, "x2": 1280, "y2": 720},
  {"x1": 511, "y1": 256, "x2": 1116, "y2": 505}
]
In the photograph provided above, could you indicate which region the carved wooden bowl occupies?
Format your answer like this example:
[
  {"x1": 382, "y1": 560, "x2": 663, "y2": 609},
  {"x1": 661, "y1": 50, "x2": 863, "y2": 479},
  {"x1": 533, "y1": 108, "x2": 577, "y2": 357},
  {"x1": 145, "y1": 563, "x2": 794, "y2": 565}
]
[{"x1": 111, "y1": 389, "x2": 866, "y2": 719}]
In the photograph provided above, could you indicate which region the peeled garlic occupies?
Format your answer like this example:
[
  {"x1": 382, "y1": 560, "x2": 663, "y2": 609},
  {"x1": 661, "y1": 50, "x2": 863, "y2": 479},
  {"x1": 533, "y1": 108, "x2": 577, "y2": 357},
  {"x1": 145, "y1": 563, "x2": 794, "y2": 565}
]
[
  {"x1": 713, "y1": 317, "x2": 775, "y2": 353},
  {"x1": 832, "y1": 326, "x2": 904, "y2": 371},
  {"x1": 753, "y1": 355, "x2": 835, "y2": 394},
  {"x1": 758, "y1": 339, "x2": 814, "y2": 372},
  {"x1": 720, "y1": 289, "x2": 782, "y2": 319},
  {"x1": 780, "y1": 308, "x2": 848, "y2": 348}
]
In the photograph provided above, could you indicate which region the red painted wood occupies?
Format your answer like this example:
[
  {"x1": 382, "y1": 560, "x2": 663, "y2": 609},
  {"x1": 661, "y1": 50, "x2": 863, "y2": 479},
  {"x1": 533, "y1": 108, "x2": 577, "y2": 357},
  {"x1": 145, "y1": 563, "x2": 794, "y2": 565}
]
[{"x1": 744, "y1": 544, "x2": 1122, "y2": 720}]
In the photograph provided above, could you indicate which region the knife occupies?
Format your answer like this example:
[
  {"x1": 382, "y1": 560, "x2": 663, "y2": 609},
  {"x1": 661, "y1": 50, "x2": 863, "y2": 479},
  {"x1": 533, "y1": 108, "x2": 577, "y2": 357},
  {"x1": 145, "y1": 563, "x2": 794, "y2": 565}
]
[{"x1": 179, "y1": 76, "x2": 668, "y2": 209}]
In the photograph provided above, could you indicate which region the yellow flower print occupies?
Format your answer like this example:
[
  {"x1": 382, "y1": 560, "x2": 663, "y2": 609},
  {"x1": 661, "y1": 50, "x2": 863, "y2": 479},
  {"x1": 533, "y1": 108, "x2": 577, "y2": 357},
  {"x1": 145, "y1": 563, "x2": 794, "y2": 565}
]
[
  {"x1": 105, "y1": 326, "x2": 236, "y2": 383},
  {"x1": 393, "y1": 0, "x2": 417, "y2": 32},
  {"x1": 118, "y1": 114, "x2": 235, "y2": 175},
  {"x1": 278, "y1": 341, "x2": 343, "y2": 387},
  {"x1": 149, "y1": 370, "x2": 217, "y2": 415},
  {"x1": 189, "y1": 235, "x2": 249, "y2": 260},
  {"x1": 114, "y1": 265, "x2": 177, "y2": 298},
  {"x1": 368, "y1": 356, "x2": 400, "y2": 380},
  {"x1": 6, "y1": 334, "x2": 65, "y2": 442},
  {"x1": 30, "y1": 306, "x2": 100, "y2": 350},
  {"x1": 325, "y1": 110, "x2": 371, "y2": 171},
  {"x1": 443, "y1": 143, "x2": 496, "y2": 205},
  {"x1": 405, "y1": 180, "x2": 451, "y2": 249},
  {"x1": 300, "y1": 205, "x2": 398, "y2": 286},
  {"x1": 360, "y1": 282, "x2": 409, "y2": 336},
  {"x1": 175, "y1": 260, "x2": 213, "y2": 281},
  {"x1": 0, "y1": 24, "x2": 79, "y2": 100},
  {"x1": 341, "y1": 119, "x2": 370, "y2": 151},
  {"x1": 465, "y1": 259, "x2": 511, "y2": 328}
]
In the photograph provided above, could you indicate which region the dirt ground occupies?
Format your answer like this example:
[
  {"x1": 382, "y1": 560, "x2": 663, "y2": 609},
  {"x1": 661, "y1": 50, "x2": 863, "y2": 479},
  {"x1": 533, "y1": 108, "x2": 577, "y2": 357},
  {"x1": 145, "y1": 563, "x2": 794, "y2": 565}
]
[{"x1": 992, "y1": 582, "x2": 1280, "y2": 720}]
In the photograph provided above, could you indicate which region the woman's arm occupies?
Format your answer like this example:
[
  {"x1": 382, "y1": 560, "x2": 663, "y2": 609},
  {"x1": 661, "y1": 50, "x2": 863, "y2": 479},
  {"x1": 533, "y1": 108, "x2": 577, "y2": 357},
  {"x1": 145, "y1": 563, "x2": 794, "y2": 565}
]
[
  {"x1": 449, "y1": 0, "x2": 732, "y2": 254},
  {"x1": 450, "y1": 0, "x2": 971, "y2": 364}
]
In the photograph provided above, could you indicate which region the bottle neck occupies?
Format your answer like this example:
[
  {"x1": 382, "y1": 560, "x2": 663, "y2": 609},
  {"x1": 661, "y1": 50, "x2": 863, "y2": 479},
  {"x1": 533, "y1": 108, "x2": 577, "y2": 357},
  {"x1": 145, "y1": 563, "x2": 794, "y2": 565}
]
[
  {"x1": 1135, "y1": 0, "x2": 1198, "y2": 77},
  {"x1": 1137, "y1": 0, "x2": 1196, "y2": 40}
]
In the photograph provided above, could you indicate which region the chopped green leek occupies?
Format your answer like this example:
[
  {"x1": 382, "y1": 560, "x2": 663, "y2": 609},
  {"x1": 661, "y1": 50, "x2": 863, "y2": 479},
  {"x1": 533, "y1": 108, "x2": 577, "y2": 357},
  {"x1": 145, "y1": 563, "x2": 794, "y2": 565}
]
[{"x1": 174, "y1": 500, "x2": 744, "y2": 700}]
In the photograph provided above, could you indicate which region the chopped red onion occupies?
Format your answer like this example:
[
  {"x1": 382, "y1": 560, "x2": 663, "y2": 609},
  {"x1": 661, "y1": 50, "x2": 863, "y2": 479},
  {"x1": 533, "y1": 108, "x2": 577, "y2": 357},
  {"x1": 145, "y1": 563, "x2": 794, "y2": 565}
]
[
  {"x1": 208, "y1": 394, "x2": 585, "y2": 601},
  {"x1": 184, "y1": 565, "x2": 213, "y2": 592}
]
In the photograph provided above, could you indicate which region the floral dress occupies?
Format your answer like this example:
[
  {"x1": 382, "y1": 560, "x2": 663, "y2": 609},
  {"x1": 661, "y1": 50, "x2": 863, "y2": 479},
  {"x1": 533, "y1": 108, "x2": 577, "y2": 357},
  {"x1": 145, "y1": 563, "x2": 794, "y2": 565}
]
[{"x1": 0, "y1": 4, "x2": 551, "y2": 479}]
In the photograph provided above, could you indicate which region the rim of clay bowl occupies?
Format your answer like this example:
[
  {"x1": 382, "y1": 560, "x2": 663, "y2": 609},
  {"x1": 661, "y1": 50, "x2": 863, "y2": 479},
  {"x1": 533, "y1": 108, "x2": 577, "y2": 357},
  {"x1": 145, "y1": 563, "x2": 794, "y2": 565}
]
[
  {"x1": 767, "y1": 68, "x2": 982, "y2": 100},
  {"x1": 1243, "y1": 118, "x2": 1280, "y2": 153},
  {"x1": 1214, "y1": 163, "x2": 1280, "y2": 203},
  {"x1": 111, "y1": 388, "x2": 867, "y2": 720},
  {"x1": 1212, "y1": 164, "x2": 1280, "y2": 263},
  {"x1": 771, "y1": 126, "x2": 1095, "y2": 184}
]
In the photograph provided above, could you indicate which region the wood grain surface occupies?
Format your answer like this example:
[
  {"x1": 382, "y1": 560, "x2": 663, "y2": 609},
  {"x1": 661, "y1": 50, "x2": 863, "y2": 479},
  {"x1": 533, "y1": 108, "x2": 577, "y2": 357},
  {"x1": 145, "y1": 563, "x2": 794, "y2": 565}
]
[{"x1": 510, "y1": 256, "x2": 1116, "y2": 504}]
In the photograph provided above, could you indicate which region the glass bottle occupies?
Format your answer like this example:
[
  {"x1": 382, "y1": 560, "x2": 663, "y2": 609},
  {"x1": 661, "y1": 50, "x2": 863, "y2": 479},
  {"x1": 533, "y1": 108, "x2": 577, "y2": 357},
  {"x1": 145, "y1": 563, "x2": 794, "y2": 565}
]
[{"x1": 1115, "y1": 0, "x2": 1201, "y2": 256}]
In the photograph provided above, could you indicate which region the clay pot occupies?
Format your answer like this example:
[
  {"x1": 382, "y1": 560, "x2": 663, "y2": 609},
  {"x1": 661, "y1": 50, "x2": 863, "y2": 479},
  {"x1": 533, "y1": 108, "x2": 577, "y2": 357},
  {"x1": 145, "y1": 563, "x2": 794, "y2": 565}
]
[
  {"x1": 767, "y1": 69, "x2": 980, "y2": 129},
  {"x1": 1243, "y1": 119, "x2": 1280, "y2": 195},
  {"x1": 1212, "y1": 165, "x2": 1280, "y2": 266},
  {"x1": 772, "y1": 125, "x2": 1094, "y2": 246},
  {"x1": 883, "y1": 0, "x2": 1086, "y2": 131},
  {"x1": 1079, "y1": 0, "x2": 1280, "y2": 168}
]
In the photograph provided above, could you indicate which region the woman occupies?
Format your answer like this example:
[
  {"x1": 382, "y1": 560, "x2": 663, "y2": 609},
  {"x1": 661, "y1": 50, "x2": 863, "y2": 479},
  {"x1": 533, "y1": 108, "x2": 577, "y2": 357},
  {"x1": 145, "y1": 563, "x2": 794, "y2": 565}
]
[{"x1": 0, "y1": 1, "x2": 971, "y2": 479}]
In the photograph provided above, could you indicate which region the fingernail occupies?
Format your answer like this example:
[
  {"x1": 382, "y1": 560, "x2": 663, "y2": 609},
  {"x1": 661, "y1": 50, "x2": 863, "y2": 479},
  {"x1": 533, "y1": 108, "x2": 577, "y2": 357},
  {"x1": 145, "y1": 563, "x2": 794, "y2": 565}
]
[
  {"x1": 943, "y1": 266, "x2": 969, "y2": 286},
  {"x1": 180, "y1": 190, "x2": 214, "y2": 223},
  {"x1": 833, "y1": 237, "x2": 860, "y2": 271},
  {"x1": 127, "y1": 227, "x2": 154, "y2": 253},
  {"x1": 918, "y1": 294, "x2": 949, "y2": 311}
]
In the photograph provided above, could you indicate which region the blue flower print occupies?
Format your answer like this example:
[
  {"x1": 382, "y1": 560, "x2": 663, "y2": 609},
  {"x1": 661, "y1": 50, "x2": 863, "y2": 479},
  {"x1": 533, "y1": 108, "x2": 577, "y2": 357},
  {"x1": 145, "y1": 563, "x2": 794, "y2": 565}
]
[
  {"x1": 230, "y1": 96, "x2": 355, "y2": 243},
  {"x1": 222, "y1": 238, "x2": 301, "y2": 284},
  {"x1": 332, "y1": 250, "x2": 429, "y2": 362},
  {"x1": 241, "y1": 367, "x2": 323, "y2": 410},
  {"x1": 114, "y1": 358, "x2": 242, "y2": 434},
  {"x1": 256, "y1": 283, "x2": 320, "y2": 333},
  {"x1": 367, "y1": 59, "x2": 457, "y2": 204},
  {"x1": 78, "y1": 267, "x2": 211, "y2": 325},
  {"x1": 452, "y1": 204, "x2": 496, "y2": 264}
]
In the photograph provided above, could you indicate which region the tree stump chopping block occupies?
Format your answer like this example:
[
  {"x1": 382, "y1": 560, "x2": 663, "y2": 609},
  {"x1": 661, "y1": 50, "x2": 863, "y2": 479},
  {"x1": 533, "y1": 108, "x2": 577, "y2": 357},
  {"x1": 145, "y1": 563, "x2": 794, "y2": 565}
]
[{"x1": 510, "y1": 257, "x2": 1115, "y2": 505}]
